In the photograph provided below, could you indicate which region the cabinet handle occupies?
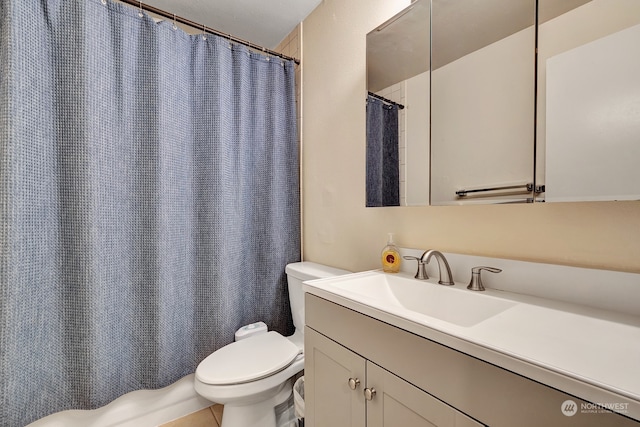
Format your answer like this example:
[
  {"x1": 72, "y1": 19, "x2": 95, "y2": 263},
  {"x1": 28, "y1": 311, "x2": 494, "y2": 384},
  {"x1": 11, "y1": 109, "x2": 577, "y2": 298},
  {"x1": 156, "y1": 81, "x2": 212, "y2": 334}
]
[
  {"x1": 364, "y1": 387, "x2": 376, "y2": 401},
  {"x1": 348, "y1": 377, "x2": 361, "y2": 390}
]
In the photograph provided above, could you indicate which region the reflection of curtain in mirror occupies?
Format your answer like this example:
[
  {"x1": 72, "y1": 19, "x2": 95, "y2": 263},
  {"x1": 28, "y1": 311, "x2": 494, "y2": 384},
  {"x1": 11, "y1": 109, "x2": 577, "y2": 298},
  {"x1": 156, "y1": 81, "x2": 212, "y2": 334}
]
[{"x1": 366, "y1": 96, "x2": 400, "y2": 207}]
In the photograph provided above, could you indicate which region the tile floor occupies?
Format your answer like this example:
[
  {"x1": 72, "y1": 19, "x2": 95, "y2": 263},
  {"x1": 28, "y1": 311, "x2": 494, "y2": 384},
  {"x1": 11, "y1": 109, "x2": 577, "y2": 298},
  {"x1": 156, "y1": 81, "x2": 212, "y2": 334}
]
[{"x1": 160, "y1": 404, "x2": 224, "y2": 427}]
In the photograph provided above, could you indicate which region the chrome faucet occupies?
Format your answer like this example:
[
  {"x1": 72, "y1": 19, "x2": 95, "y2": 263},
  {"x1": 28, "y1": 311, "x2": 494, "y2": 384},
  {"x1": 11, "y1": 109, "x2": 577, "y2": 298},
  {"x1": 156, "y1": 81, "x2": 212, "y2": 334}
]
[{"x1": 422, "y1": 250, "x2": 454, "y2": 286}]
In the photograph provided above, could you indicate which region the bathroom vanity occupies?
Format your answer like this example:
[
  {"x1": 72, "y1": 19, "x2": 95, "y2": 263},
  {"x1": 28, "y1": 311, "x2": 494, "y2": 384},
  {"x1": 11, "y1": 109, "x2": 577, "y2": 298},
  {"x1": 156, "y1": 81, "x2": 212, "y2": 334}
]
[{"x1": 302, "y1": 254, "x2": 640, "y2": 426}]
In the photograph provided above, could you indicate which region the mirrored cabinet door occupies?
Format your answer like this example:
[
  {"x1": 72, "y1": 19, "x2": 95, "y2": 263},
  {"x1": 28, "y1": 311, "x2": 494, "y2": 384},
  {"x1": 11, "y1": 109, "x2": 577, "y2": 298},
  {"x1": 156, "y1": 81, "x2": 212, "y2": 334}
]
[
  {"x1": 536, "y1": 0, "x2": 640, "y2": 202},
  {"x1": 365, "y1": 0, "x2": 640, "y2": 207},
  {"x1": 366, "y1": 0, "x2": 430, "y2": 207},
  {"x1": 430, "y1": 0, "x2": 536, "y2": 205}
]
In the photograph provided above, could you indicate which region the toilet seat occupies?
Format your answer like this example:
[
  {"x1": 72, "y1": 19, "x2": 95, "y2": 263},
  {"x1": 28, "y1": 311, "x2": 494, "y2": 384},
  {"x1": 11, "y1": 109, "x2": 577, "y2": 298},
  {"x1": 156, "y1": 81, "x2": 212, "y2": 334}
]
[{"x1": 196, "y1": 331, "x2": 301, "y2": 386}]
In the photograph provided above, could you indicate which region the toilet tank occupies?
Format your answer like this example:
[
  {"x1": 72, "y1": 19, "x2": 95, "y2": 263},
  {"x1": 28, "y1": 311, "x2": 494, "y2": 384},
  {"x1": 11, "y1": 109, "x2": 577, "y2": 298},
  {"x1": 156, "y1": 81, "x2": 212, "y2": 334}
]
[{"x1": 285, "y1": 262, "x2": 351, "y2": 331}]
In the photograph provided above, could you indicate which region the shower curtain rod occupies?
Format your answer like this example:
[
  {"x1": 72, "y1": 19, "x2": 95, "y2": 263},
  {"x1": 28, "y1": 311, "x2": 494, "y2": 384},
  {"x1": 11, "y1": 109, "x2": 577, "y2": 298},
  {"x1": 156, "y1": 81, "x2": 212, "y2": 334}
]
[
  {"x1": 118, "y1": 0, "x2": 300, "y2": 65},
  {"x1": 367, "y1": 91, "x2": 405, "y2": 109}
]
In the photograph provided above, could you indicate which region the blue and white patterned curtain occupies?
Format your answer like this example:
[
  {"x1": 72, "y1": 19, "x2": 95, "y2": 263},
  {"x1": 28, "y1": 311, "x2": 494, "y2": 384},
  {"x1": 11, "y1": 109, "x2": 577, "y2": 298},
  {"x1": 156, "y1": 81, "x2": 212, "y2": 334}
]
[{"x1": 0, "y1": 0, "x2": 300, "y2": 425}]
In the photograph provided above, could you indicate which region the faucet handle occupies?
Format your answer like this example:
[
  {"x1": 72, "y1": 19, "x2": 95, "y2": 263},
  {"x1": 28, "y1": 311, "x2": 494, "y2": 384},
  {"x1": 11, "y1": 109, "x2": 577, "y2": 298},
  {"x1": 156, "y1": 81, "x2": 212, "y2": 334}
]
[
  {"x1": 467, "y1": 266, "x2": 502, "y2": 291},
  {"x1": 403, "y1": 255, "x2": 429, "y2": 280}
]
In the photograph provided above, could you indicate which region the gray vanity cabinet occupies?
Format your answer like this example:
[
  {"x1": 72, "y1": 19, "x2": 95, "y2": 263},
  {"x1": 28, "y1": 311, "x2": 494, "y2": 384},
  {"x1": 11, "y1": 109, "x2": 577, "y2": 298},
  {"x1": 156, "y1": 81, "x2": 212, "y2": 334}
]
[
  {"x1": 304, "y1": 294, "x2": 639, "y2": 427},
  {"x1": 305, "y1": 326, "x2": 480, "y2": 427}
]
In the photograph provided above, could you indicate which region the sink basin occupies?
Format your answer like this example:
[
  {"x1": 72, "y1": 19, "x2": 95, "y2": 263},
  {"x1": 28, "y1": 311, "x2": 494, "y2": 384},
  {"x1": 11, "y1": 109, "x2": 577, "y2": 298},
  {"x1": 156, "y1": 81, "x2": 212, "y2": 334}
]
[{"x1": 316, "y1": 271, "x2": 517, "y2": 327}]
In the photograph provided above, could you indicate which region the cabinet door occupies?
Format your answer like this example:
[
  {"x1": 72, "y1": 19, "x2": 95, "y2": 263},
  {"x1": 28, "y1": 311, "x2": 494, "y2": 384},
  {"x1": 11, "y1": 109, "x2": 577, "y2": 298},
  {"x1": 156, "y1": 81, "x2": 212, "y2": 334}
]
[
  {"x1": 305, "y1": 327, "x2": 366, "y2": 427},
  {"x1": 366, "y1": 362, "x2": 483, "y2": 427}
]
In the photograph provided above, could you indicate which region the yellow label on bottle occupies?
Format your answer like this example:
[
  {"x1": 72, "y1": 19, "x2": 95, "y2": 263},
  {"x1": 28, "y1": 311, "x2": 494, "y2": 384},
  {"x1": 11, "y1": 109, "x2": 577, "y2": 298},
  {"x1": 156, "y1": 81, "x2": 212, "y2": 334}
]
[{"x1": 382, "y1": 249, "x2": 400, "y2": 272}]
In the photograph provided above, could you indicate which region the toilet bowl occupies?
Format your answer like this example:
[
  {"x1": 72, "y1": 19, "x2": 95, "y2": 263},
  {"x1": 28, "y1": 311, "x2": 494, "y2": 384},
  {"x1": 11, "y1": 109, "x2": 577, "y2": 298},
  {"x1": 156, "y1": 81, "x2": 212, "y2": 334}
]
[{"x1": 194, "y1": 262, "x2": 350, "y2": 427}]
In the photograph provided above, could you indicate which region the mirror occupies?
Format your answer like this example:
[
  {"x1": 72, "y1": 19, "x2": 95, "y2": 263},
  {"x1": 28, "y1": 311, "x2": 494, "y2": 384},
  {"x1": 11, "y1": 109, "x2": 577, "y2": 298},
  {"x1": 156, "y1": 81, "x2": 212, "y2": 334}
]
[
  {"x1": 430, "y1": 0, "x2": 536, "y2": 205},
  {"x1": 366, "y1": 0, "x2": 430, "y2": 207},
  {"x1": 536, "y1": 0, "x2": 640, "y2": 202},
  {"x1": 366, "y1": 0, "x2": 640, "y2": 207}
]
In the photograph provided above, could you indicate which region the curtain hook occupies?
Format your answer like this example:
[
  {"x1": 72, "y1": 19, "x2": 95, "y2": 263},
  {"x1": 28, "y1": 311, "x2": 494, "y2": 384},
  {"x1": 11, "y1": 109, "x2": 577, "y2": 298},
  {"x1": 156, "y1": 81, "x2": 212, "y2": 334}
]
[
  {"x1": 172, "y1": 14, "x2": 177, "y2": 30},
  {"x1": 138, "y1": 1, "x2": 144, "y2": 17},
  {"x1": 202, "y1": 24, "x2": 207, "y2": 40}
]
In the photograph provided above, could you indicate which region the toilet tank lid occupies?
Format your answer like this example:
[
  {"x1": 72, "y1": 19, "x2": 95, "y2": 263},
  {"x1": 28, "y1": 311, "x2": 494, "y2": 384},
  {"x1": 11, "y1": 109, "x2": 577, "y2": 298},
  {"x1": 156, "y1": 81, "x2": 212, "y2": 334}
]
[{"x1": 285, "y1": 262, "x2": 351, "y2": 281}]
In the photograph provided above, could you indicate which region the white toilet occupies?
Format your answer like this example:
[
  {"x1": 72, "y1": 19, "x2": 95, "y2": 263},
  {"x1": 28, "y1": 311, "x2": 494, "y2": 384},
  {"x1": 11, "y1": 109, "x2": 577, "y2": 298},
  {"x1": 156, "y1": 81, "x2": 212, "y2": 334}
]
[{"x1": 194, "y1": 262, "x2": 350, "y2": 427}]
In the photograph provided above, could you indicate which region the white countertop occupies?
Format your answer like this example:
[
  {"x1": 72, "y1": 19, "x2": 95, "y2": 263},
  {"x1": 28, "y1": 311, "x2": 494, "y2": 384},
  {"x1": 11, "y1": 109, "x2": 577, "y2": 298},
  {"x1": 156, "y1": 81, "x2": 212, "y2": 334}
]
[{"x1": 303, "y1": 269, "x2": 640, "y2": 421}]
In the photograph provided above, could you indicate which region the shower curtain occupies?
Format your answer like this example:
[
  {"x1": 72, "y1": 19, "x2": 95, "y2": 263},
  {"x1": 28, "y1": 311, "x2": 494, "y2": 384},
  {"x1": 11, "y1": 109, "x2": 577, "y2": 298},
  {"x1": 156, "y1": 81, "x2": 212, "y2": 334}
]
[
  {"x1": 366, "y1": 95, "x2": 400, "y2": 207},
  {"x1": 0, "y1": 1, "x2": 300, "y2": 425}
]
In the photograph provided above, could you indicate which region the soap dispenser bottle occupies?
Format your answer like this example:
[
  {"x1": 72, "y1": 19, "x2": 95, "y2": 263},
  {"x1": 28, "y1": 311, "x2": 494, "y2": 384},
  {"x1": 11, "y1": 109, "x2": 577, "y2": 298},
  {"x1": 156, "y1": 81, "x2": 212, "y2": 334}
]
[{"x1": 381, "y1": 233, "x2": 401, "y2": 273}]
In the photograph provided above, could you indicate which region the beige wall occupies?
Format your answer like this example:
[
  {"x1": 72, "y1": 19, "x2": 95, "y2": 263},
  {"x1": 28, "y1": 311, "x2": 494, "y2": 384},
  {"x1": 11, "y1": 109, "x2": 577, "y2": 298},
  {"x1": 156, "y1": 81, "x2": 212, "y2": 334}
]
[{"x1": 301, "y1": 0, "x2": 640, "y2": 274}]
